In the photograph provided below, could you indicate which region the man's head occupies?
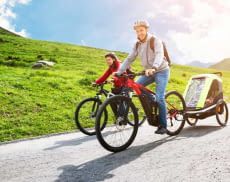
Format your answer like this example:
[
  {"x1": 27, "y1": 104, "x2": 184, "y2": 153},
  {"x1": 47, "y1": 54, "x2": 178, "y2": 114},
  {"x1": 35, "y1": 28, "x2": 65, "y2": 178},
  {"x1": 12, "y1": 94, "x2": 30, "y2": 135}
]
[
  {"x1": 133, "y1": 20, "x2": 149, "y2": 42},
  {"x1": 104, "y1": 52, "x2": 117, "y2": 66}
]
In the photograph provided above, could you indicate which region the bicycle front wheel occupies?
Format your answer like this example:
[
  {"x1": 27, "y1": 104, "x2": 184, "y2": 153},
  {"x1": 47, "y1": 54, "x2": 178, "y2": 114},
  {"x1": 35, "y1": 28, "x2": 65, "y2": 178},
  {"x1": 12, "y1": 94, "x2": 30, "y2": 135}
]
[
  {"x1": 95, "y1": 95, "x2": 139, "y2": 152},
  {"x1": 165, "y1": 91, "x2": 186, "y2": 136},
  {"x1": 75, "y1": 98, "x2": 107, "y2": 136}
]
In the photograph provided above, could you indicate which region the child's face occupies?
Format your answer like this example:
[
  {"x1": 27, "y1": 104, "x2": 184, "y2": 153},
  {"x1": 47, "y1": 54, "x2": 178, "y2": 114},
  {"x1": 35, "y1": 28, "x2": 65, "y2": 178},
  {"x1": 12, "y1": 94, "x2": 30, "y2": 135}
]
[
  {"x1": 135, "y1": 26, "x2": 148, "y2": 41},
  {"x1": 105, "y1": 57, "x2": 114, "y2": 66}
]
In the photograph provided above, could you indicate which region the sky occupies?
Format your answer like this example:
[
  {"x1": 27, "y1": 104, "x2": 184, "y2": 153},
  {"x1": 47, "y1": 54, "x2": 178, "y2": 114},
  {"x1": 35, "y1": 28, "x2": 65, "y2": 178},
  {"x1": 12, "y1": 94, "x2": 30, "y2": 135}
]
[{"x1": 0, "y1": 0, "x2": 230, "y2": 64}]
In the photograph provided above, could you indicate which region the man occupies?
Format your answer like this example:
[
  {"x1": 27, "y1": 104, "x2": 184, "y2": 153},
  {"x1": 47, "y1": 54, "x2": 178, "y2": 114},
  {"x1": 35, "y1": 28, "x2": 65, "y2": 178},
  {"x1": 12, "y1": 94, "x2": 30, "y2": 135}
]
[{"x1": 115, "y1": 20, "x2": 170, "y2": 134}]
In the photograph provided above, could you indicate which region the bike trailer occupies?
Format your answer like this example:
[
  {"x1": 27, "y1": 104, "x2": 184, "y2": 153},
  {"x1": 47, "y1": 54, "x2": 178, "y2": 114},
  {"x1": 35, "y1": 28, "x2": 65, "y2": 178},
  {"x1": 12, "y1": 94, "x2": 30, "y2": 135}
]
[{"x1": 183, "y1": 72, "x2": 223, "y2": 118}]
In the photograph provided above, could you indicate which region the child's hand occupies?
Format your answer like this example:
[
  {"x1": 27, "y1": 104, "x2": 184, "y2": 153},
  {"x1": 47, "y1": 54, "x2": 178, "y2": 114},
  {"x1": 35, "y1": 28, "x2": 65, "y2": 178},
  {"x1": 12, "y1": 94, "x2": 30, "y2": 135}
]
[
  {"x1": 112, "y1": 72, "x2": 118, "y2": 77},
  {"x1": 107, "y1": 79, "x2": 114, "y2": 84},
  {"x1": 91, "y1": 82, "x2": 97, "y2": 87}
]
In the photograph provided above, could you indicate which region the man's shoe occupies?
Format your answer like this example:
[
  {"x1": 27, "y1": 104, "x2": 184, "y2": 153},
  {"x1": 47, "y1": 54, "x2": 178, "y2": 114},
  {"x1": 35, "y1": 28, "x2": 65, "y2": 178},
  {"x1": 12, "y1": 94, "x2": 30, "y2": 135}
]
[
  {"x1": 155, "y1": 127, "x2": 168, "y2": 134},
  {"x1": 154, "y1": 126, "x2": 162, "y2": 134}
]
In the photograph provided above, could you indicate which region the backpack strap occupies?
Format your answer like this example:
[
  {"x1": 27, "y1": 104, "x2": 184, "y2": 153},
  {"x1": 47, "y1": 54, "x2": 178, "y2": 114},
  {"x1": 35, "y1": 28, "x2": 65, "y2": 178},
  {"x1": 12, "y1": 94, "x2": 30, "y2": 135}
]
[
  {"x1": 149, "y1": 36, "x2": 155, "y2": 52},
  {"x1": 135, "y1": 37, "x2": 155, "y2": 51},
  {"x1": 162, "y1": 42, "x2": 171, "y2": 66},
  {"x1": 150, "y1": 36, "x2": 171, "y2": 67},
  {"x1": 136, "y1": 36, "x2": 171, "y2": 67},
  {"x1": 135, "y1": 41, "x2": 141, "y2": 51}
]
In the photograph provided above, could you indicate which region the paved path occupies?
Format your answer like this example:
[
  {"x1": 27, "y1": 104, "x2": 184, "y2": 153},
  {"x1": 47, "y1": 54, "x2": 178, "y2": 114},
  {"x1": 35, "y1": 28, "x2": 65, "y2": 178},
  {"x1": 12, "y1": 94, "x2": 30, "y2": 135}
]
[{"x1": 0, "y1": 108, "x2": 229, "y2": 182}]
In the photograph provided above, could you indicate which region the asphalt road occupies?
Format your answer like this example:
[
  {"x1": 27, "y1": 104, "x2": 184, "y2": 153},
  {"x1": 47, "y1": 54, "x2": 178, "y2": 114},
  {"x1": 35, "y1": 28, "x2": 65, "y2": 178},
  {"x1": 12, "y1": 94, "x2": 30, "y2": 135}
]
[{"x1": 0, "y1": 108, "x2": 229, "y2": 182}]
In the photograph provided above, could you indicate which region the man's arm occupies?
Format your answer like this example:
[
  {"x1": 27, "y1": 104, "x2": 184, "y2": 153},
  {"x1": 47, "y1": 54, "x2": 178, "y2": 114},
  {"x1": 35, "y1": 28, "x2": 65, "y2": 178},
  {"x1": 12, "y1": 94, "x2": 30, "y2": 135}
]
[
  {"x1": 151, "y1": 38, "x2": 164, "y2": 70},
  {"x1": 117, "y1": 44, "x2": 137, "y2": 74}
]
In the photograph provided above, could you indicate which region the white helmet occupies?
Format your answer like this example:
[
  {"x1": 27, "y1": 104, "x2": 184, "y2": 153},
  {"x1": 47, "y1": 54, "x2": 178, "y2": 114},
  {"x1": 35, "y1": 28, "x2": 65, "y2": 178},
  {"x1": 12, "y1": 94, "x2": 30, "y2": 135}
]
[{"x1": 133, "y1": 20, "x2": 150, "y2": 30}]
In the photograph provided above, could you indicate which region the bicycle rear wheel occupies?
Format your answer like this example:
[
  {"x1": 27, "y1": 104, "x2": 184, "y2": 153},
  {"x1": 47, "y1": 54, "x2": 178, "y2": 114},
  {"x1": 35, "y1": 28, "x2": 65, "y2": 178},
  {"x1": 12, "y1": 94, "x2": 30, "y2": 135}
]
[
  {"x1": 75, "y1": 98, "x2": 107, "y2": 136},
  {"x1": 95, "y1": 95, "x2": 139, "y2": 152},
  {"x1": 165, "y1": 91, "x2": 186, "y2": 136}
]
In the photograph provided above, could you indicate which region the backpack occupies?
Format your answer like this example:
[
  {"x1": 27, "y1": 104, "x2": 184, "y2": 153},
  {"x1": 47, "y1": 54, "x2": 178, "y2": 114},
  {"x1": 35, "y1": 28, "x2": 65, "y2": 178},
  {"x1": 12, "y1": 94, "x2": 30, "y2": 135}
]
[{"x1": 135, "y1": 36, "x2": 171, "y2": 66}]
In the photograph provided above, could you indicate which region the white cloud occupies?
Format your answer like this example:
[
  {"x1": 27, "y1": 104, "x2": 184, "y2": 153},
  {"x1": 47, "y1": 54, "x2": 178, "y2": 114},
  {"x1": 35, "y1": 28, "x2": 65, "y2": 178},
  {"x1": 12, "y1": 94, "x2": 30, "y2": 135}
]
[
  {"x1": 146, "y1": 0, "x2": 230, "y2": 64},
  {"x1": 0, "y1": 0, "x2": 31, "y2": 37},
  {"x1": 110, "y1": 0, "x2": 230, "y2": 64}
]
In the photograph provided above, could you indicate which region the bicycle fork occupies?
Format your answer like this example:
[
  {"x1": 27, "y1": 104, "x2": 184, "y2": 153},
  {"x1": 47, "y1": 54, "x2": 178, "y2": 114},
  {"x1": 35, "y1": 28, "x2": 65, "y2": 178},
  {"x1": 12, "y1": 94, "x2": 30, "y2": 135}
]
[{"x1": 110, "y1": 100, "x2": 130, "y2": 125}]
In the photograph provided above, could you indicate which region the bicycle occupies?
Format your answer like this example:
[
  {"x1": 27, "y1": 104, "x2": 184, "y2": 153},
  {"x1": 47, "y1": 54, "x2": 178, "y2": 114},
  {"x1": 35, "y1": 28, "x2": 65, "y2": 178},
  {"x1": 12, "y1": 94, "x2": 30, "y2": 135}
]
[
  {"x1": 95, "y1": 71, "x2": 186, "y2": 152},
  {"x1": 75, "y1": 81, "x2": 146, "y2": 136}
]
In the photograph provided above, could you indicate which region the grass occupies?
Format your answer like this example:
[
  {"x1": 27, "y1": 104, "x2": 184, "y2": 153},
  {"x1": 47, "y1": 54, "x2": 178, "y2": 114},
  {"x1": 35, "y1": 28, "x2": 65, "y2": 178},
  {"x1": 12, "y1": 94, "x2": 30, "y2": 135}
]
[{"x1": 0, "y1": 28, "x2": 229, "y2": 142}]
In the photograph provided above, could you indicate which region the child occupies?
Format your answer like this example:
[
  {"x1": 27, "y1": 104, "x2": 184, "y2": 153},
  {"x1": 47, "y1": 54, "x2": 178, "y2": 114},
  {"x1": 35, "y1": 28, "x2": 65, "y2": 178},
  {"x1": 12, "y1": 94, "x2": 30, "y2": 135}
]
[
  {"x1": 94, "y1": 52, "x2": 132, "y2": 90},
  {"x1": 94, "y1": 52, "x2": 121, "y2": 87}
]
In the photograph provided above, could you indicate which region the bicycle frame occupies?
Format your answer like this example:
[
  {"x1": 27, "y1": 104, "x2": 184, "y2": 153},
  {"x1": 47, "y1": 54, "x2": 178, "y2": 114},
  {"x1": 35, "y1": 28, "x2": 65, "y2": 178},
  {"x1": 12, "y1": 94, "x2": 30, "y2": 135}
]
[
  {"x1": 94, "y1": 83, "x2": 113, "y2": 100},
  {"x1": 116, "y1": 75, "x2": 159, "y2": 126},
  {"x1": 116, "y1": 74, "x2": 181, "y2": 126}
]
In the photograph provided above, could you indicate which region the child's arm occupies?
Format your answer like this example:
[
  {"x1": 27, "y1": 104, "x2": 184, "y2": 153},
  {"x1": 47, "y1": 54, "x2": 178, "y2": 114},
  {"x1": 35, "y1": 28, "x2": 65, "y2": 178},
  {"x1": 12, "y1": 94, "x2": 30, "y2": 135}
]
[{"x1": 95, "y1": 68, "x2": 112, "y2": 84}]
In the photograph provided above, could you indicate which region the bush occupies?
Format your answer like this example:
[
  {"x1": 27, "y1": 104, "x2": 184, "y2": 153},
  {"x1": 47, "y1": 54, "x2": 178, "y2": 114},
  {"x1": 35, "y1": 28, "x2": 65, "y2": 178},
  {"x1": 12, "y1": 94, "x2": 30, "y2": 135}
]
[
  {"x1": 49, "y1": 57, "x2": 57, "y2": 63},
  {"x1": 5, "y1": 56, "x2": 21, "y2": 61},
  {"x1": 37, "y1": 55, "x2": 44, "y2": 60},
  {"x1": 48, "y1": 82, "x2": 60, "y2": 89},
  {"x1": 78, "y1": 77, "x2": 92, "y2": 86},
  {"x1": 85, "y1": 70, "x2": 96, "y2": 75}
]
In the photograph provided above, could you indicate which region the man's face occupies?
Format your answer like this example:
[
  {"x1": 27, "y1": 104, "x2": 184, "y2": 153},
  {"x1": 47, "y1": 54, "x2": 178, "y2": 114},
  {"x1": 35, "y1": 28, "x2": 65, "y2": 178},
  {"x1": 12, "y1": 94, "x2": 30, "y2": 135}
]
[
  {"x1": 105, "y1": 56, "x2": 114, "y2": 66},
  {"x1": 135, "y1": 26, "x2": 148, "y2": 41}
]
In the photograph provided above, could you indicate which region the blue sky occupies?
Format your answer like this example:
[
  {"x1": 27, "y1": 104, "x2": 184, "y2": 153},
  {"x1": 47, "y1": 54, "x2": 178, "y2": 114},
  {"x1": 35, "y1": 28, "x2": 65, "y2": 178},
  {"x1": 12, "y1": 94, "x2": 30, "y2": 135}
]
[{"x1": 1, "y1": 0, "x2": 230, "y2": 64}]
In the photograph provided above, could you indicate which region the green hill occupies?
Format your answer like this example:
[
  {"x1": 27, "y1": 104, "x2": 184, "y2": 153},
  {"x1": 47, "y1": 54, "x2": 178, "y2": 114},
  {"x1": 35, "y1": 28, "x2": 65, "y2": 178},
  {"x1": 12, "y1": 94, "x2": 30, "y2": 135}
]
[
  {"x1": 0, "y1": 27, "x2": 21, "y2": 37},
  {"x1": 0, "y1": 27, "x2": 230, "y2": 142},
  {"x1": 209, "y1": 58, "x2": 230, "y2": 71}
]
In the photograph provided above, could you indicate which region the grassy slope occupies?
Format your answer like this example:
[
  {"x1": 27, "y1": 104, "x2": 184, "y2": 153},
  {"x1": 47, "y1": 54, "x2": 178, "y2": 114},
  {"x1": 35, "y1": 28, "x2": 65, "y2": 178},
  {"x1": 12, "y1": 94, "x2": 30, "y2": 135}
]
[{"x1": 0, "y1": 30, "x2": 230, "y2": 142}]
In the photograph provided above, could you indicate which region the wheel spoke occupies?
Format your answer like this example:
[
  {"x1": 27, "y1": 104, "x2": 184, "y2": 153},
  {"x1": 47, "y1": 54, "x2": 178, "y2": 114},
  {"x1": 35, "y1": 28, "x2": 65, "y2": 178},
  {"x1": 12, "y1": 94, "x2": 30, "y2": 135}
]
[
  {"x1": 75, "y1": 98, "x2": 107, "y2": 135},
  {"x1": 95, "y1": 95, "x2": 138, "y2": 152},
  {"x1": 165, "y1": 91, "x2": 186, "y2": 135}
]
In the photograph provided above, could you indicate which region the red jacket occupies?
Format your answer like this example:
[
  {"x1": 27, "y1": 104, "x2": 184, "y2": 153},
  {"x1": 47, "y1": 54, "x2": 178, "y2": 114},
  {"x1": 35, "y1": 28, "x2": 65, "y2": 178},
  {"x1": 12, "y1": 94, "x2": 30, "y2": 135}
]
[{"x1": 96, "y1": 60, "x2": 123, "y2": 87}]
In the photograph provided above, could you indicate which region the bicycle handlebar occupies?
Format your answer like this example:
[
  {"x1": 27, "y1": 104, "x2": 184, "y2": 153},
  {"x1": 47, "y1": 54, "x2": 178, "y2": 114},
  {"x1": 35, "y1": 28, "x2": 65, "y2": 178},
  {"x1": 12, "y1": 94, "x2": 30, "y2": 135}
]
[
  {"x1": 92, "y1": 80, "x2": 110, "y2": 87},
  {"x1": 115, "y1": 71, "x2": 145, "y2": 78}
]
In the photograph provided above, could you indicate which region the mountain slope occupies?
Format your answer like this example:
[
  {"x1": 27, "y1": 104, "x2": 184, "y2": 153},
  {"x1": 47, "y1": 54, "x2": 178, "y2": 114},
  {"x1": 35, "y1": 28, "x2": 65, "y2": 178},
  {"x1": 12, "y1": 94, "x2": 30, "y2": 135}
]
[
  {"x1": 0, "y1": 27, "x2": 230, "y2": 142},
  {"x1": 209, "y1": 58, "x2": 230, "y2": 71},
  {"x1": 187, "y1": 60, "x2": 212, "y2": 68}
]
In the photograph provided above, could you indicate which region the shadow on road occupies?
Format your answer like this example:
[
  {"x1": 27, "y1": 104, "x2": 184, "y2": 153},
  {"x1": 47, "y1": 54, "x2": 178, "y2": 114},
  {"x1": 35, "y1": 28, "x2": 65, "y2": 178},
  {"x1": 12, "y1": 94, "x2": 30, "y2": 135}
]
[
  {"x1": 54, "y1": 124, "x2": 224, "y2": 181},
  {"x1": 55, "y1": 136, "x2": 176, "y2": 182},
  {"x1": 44, "y1": 135, "x2": 96, "y2": 150},
  {"x1": 180, "y1": 125, "x2": 222, "y2": 138},
  {"x1": 45, "y1": 124, "x2": 223, "y2": 151},
  {"x1": 44, "y1": 130, "x2": 120, "y2": 151}
]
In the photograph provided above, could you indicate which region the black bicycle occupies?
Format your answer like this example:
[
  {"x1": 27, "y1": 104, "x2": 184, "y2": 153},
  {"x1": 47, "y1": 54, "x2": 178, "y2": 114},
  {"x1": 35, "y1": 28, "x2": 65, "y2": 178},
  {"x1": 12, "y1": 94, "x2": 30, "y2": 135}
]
[{"x1": 75, "y1": 81, "x2": 146, "y2": 136}]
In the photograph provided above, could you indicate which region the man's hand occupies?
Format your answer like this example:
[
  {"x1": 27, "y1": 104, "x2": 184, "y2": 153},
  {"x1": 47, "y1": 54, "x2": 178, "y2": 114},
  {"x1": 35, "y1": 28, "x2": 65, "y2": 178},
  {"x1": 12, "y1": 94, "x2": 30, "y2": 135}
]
[{"x1": 145, "y1": 68, "x2": 156, "y2": 76}]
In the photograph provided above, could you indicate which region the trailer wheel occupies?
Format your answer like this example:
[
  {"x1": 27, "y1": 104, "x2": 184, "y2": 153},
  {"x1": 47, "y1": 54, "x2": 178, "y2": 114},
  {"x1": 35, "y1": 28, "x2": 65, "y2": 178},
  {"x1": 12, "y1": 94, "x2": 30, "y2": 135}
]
[
  {"x1": 186, "y1": 118, "x2": 198, "y2": 126},
  {"x1": 216, "y1": 100, "x2": 228, "y2": 126}
]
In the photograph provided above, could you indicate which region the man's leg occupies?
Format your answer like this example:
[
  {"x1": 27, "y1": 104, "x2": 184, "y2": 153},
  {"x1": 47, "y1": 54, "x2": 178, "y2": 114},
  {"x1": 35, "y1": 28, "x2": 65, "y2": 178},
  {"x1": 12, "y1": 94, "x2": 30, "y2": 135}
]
[
  {"x1": 155, "y1": 69, "x2": 170, "y2": 130},
  {"x1": 136, "y1": 75, "x2": 155, "y2": 86}
]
